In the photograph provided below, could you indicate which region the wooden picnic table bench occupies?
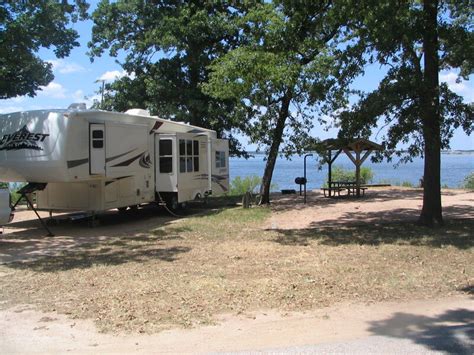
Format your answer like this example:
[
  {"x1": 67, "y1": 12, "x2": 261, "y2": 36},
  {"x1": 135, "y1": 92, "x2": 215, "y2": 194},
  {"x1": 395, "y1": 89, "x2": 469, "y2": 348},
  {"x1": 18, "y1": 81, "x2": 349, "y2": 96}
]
[
  {"x1": 320, "y1": 186, "x2": 345, "y2": 197},
  {"x1": 322, "y1": 181, "x2": 368, "y2": 197}
]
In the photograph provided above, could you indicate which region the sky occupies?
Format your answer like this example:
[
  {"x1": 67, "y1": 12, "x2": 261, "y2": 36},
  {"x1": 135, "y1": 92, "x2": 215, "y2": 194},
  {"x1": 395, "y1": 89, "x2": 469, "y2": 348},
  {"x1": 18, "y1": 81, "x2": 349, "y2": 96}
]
[{"x1": 0, "y1": 2, "x2": 473, "y2": 150}]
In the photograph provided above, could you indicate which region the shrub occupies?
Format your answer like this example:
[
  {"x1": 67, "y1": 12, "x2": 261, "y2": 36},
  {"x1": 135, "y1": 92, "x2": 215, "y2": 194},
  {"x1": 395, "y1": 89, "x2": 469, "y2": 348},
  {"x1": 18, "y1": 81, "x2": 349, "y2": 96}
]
[
  {"x1": 360, "y1": 167, "x2": 374, "y2": 184},
  {"x1": 401, "y1": 181, "x2": 414, "y2": 187},
  {"x1": 463, "y1": 172, "x2": 474, "y2": 190},
  {"x1": 230, "y1": 175, "x2": 261, "y2": 195},
  {"x1": 327, "y1": 166, "x2": 374, "y2": 185}
]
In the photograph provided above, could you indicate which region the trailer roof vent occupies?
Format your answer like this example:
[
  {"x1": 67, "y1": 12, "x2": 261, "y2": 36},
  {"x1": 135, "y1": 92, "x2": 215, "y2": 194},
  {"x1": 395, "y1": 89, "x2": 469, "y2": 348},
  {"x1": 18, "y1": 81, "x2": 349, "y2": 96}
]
[
  {"x1": 125, "y1": 108, "x2": 150, "y2": 116},
  {"x1": 68, "y1": 103, "x2": 87, "y2": 110}
]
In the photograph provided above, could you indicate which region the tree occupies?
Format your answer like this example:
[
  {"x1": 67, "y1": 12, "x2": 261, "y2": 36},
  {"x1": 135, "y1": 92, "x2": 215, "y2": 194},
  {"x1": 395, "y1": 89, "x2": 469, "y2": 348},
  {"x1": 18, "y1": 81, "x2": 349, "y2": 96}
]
[
  {"x1": 337, "y1": 0, "x2": 473, "y2": 226},
  {"x1": 88, "y1": 1, "x2": 249, "y2": 156},
  {"x1": 204, "y1": 1, "x2": 353, "y2": 204},
  {"x1": 0, "y1": 1, "x2": 88, "y2": 99}
]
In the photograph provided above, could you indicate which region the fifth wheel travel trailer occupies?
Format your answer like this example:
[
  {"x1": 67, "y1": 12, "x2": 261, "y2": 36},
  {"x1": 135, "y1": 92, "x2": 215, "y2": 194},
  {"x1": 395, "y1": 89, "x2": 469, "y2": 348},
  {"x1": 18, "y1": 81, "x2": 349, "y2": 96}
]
[{"x1": 0, "y1": 104, "x2": 229, "y2": 220}]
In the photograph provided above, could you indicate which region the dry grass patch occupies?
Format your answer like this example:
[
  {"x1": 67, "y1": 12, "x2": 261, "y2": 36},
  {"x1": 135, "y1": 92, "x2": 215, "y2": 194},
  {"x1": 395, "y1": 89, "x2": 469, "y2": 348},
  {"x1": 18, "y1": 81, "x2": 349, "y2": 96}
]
[{"x1": 0, "y1": 203, "x2": 472, "y2": 334}]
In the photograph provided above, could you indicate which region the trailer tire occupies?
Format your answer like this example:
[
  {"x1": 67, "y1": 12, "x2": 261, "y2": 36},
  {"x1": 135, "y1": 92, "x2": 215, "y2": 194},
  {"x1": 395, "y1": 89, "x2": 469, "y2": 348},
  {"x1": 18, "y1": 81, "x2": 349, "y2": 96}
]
[{"x1": 166, "y1": 195, "x2": 179, "y2": 212}]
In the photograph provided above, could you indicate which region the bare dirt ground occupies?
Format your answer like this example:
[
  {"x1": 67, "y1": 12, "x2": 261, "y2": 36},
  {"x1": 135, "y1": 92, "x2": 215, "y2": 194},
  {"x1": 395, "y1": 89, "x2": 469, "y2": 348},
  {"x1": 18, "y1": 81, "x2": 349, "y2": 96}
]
[
  {"x1": 268, "y1": 186, "x2": 474, "y2": 230},
  {"x1": 1, "y1": 295, "x2": 472, "y2": 353},
  {"x1": 0, "y1": 187, "x2": 472, "y2": 352}
]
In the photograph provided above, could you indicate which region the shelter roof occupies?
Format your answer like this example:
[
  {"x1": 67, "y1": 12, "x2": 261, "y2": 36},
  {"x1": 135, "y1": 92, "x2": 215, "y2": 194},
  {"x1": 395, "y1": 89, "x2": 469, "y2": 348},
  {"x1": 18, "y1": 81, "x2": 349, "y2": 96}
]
[{"x1": 321, "y1": 138, "x2": 383, "y2": 152}]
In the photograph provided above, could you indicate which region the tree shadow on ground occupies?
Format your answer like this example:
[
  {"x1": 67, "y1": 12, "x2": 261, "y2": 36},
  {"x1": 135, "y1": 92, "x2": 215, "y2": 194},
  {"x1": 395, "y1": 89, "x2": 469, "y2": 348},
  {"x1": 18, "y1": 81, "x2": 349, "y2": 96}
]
[
  {"x1": 368, "y1": 308, "x2": 474, "y2": 354},
  {"x1": 0, "y1": 203, "x2": 196, "y2": 270},
  {"x1": 270, "y1": 188, "x2": 470, "y2": 213},
  {"x1": 0, "y1": 196, "x2": 245, "y2": 270},
  {"x1": 302, "y1": 205, "x2": 474, "y2": 227},
  {"x1": 272, "y1": 219, "x2": 474, "y2": 249}
]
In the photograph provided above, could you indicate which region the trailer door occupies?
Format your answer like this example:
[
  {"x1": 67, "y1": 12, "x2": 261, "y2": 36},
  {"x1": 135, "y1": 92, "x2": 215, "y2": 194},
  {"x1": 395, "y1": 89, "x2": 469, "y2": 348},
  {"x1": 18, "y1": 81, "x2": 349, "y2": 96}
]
[
  {"x1": 89, "y1": 124, "x2": 106, "y2": 175},
  {"x1": 154, "y1": 134, "x2": 177, "y2": 192}
]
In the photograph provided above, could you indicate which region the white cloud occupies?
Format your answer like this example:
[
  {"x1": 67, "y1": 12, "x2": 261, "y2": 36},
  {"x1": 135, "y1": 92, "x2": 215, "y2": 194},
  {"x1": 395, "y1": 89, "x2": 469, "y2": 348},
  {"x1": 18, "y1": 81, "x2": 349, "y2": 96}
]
[
  {"x1": 38, "y1": 82, "x2": 67, "y2": 99},
  {"x1": 72, "y1": 89, "x2": 85, "y2": 102},
  {"x1": 97, "y1": 70, "x2": 135, "y2": 82},
  {"x1": 0, "y1": 106, "x2": 24, "y2": 114},
  {"x1": 83, "y1": 94, "x2": 101, "y2": 109},
  {"x1": 440, "y1": 71, "x2": 474, "y2": 102},
  {"x1": 47, "y1": 59, "x2": 86, "y2": 74},
  {"x1": 97, "y1": 70, "x2": 126, "y2": 82}
]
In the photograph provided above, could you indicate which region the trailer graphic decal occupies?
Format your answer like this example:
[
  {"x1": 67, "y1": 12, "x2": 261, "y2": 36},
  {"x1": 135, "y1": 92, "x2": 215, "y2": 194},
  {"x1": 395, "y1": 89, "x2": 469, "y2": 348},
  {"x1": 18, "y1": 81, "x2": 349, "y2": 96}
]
[
  {"x1": 111, "y1": 151, "x2": 151, "y2": 168},
  {"x1": 105, "y1": 176, "x2": 132, "y2": 186},
  {"x1": 149, "y1": 121, "x2": 163, "y2": 134},
  {"x1": 105, "y1": 149, "x2": 137, "y2": 163},
  {"x1": 67, "y1": 158, "x2": 89, "y2": 169},
  {"x1": 0, "y1": 125, "x2": 49, "y2": 151},
  {"x1": 139, "y1": 153, "x2": 152, "y2": 168}
]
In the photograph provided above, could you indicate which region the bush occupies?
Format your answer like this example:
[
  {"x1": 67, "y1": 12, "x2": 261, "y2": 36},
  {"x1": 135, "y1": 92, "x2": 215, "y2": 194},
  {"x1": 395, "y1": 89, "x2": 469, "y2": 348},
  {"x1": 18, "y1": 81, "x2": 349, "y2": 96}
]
[
  {"x1": 401, "y1": 181, "x2": 414, "y2": 187},
  {"x1": 327, "y1": 166, "x2": 374, "y2": 185},
  {"x1": 230, "y1": 175, "x2": 261, "y2": 196},
  {"x1": 463, "y1": 172, "x2": 474, "y2": 190}
]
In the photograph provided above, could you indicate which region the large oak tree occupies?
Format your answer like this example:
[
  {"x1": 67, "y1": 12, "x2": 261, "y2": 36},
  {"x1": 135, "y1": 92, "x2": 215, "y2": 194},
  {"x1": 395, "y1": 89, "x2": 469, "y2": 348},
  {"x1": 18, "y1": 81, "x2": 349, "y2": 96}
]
[
  {"x1": 204, "y1": 1, "x2": 355, "y2": 204},
  {"x1": 0, "y1": 0, "x2": 88, "y2": 99},
  {"x1": 88, "y1": 0, "x2": 249, "y2": 155},
  {"x1": 337, "y1": 0, "x2": 473, "y2": 226}
]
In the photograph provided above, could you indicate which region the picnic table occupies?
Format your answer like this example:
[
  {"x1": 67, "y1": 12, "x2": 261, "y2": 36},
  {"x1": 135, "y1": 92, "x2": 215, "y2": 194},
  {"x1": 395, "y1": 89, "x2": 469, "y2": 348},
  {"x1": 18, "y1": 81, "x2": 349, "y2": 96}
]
[{"x1": 321, "y1": 181, "x2": 367, "y2": 198}]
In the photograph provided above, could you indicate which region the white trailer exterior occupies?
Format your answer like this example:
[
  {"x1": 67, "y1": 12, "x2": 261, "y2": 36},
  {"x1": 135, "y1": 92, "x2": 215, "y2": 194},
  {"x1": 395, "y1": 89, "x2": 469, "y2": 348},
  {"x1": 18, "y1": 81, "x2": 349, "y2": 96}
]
[{"x1": 0, "y1": 106, "x2": 229, "y2": 213}]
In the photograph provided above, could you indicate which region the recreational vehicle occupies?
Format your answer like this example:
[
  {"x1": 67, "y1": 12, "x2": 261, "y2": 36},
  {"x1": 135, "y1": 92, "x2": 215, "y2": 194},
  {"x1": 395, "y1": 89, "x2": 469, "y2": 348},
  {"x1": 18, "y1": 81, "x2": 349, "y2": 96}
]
[{"x1": 0, "y1": 105, "x2": 229, "y2": 218}]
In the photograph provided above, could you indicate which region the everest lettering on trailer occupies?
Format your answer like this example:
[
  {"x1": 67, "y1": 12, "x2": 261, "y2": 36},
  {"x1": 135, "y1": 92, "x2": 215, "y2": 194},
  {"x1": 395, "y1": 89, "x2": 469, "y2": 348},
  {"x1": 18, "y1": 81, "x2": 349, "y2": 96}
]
[{"x1": 0, "y1": 125, "x2": 49, "y2": 151}]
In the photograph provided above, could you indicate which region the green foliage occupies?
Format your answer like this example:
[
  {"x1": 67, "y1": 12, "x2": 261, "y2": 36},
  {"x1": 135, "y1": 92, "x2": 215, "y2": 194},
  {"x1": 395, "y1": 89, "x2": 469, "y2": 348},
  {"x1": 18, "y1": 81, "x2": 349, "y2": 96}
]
[
  {"x1": 360, "y1": 167, "x2": 374, "y2": 184},
  {"x1": 89, "y1": 1, "x2": 248, "y2": 156},
  {"x1": 230, "y1": 175, "x2": 261, "y2": 196},
  {"x1": 337, "y1": 1, "x2": 473, "y2": 162},
  {"x1": 401, "y1": 181, "x2": 414, "y2": 187},
  {"x1": 463, "y1": 172, "x2": 474, "y2": 190},
  {"x1": 0, "y1": 1, "x2": 88, "y2": 99},
  {"x1": 327, "y1": 166, "x2": 374, "y2": 185},
  {"x1": 203, "y1": 2, "x2": 353, "y2": 202},
  {"x1": 334, "y1": 0, "x2": 473, "y2": 224}
]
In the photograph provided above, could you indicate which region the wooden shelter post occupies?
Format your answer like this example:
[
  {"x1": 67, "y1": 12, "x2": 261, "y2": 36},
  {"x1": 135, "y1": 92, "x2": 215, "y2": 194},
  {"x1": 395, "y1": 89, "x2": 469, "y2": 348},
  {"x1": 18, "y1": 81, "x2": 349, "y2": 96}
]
[{"x1": 327, "y1": 148, "x2": 342, "y2": 197}]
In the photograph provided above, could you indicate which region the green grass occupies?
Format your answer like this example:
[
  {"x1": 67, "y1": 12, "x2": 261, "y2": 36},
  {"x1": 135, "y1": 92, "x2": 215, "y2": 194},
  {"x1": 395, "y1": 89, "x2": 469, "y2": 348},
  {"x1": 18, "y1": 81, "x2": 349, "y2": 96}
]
[{"x1": 153, "y1": 205, "x2": 271, "y2": 240}]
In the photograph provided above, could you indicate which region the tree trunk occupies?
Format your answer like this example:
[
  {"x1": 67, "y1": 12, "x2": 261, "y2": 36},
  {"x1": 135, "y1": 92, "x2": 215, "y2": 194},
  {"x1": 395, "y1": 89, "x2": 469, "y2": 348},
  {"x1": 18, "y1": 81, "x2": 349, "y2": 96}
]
[
  {"x1": 259, "y1": 94, "x2": 291, "y2": 204},
  {"x1": 418, "y1": 0, "x2": 443, "y2": 226}
]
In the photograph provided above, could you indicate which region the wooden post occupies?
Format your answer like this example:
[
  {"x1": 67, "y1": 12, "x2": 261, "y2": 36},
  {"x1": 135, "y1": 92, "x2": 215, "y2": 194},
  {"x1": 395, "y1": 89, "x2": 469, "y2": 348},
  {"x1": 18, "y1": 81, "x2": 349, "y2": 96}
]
[
  {"x1": 328, "y1": 150, "x2": 332, "y2": 197},
  {"x1": 355, "y1": 150, "x2": 361, "y2": 197}
]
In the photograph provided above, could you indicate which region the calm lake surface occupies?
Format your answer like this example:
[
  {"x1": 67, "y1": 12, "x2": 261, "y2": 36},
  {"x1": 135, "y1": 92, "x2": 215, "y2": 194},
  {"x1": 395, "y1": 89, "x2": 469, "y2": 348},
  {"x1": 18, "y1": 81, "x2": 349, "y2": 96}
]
[{"x1": 230, "y1": 152, "x2": 474, "y2": 190}]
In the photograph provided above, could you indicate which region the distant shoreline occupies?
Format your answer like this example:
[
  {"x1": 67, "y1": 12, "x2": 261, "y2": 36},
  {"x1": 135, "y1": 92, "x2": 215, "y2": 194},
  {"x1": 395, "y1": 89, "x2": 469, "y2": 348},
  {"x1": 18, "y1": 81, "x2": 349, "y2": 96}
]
[{"x1": 242, "y1": 150, "x2": 474, "y2": 156}]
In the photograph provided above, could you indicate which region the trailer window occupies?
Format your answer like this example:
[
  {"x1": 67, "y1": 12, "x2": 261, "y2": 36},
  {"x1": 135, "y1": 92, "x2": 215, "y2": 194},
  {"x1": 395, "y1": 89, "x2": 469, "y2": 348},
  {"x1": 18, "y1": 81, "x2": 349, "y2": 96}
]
[
  {"x1": 216, "y1": 151, "x2": 226, "y2": 168},
  {"x1": 187, "y1": 140, "x2": 193, "y2": 155},
  {"x1": 92, "y1": 130, "x2": 104, "y2": 149},
  {"x1": 179, "y1": 139, "x2": 186, "y2": 156},
  {"x1": 179, "y1": 139, "x2": 200, "y2": 173},
  {"x1": 159, "y1": 139, "x2": 173, "y2": 173},
  {"x1": 193, "y1": 140, "x2": 199, "y2": 172}
]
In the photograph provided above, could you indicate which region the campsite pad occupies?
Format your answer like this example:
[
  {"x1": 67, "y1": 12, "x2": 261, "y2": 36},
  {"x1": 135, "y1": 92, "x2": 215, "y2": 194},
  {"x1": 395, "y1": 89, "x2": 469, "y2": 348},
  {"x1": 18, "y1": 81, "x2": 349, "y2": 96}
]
[{"x1": 0, "y1": 188, "x2": 472, "y2": 334}]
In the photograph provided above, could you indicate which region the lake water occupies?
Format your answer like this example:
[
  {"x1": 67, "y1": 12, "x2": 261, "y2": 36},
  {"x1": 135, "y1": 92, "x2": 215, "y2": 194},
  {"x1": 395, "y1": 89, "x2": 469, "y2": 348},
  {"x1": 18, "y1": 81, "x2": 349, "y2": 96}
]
[{"x1": 230, "y1": 152, "x2": 474, "y2": 191}]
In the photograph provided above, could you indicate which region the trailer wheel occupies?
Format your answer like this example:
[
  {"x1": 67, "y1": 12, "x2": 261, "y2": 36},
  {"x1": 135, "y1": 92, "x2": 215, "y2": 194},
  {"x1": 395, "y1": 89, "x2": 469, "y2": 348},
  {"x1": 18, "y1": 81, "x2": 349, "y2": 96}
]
[
  {"x1": 129, "y1": 205, "x2": 139, "y2": 212},
  {"x1": 166, "y1": 195, "x2": 179, "y2": 211}
]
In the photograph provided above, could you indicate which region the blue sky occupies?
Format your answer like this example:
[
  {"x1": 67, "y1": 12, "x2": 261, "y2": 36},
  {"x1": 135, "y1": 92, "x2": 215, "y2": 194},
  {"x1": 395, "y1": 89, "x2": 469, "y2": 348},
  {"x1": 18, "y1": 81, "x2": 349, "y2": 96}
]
[{"x1": 0, "y1": 3, "x2": 472, "y2": 150}]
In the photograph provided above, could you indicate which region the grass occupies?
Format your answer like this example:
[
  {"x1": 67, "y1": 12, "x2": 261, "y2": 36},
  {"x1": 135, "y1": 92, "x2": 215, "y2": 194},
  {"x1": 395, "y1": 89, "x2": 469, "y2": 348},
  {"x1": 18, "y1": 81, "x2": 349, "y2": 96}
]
[{"x1": 0, "y1": 201, "x2": 472, "y2": 334}]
